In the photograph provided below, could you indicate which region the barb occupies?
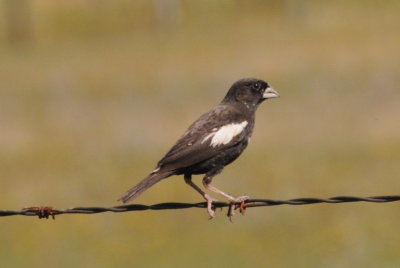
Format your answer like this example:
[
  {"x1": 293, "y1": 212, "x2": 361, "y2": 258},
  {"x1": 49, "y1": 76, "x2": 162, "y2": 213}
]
[{"x1": 1, "y1": 195, "x2": 400, "y2": 219}]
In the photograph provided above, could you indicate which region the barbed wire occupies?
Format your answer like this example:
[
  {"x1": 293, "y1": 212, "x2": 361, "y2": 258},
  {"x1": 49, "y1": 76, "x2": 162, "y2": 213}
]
[{"x1": 1, "y1": 194, "x2": 400, "y2": 220}]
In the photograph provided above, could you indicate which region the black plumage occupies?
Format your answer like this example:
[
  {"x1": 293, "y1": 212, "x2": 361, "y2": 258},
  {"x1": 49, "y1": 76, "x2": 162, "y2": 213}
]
[{"x1": 118, "y1": 78, "x2": 279, "y2": 217}]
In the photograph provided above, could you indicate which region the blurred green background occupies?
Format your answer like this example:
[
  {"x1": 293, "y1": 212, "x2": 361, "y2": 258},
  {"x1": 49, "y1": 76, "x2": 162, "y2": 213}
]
[{"x1": 1, "y1": 0, "x2": 400, "y2": 267}]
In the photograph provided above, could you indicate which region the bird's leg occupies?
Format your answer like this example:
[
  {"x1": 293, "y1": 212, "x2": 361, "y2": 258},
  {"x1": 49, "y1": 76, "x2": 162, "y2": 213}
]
[
  {"x1": 202, "y1": 175, "x2": 249, "y2": 202},
  {"x1": 184, "y1": 174, "x2": 217, "y2": 218},
  {"x1": 202, "y1": 175, "x2": 249, "y2": 218}
]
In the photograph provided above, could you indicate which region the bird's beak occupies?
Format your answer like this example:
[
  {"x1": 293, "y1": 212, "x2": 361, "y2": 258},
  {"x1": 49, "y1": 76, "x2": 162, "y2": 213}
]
[{"x1": 263, "y1": 87, "x2": 280, "y2": 99}]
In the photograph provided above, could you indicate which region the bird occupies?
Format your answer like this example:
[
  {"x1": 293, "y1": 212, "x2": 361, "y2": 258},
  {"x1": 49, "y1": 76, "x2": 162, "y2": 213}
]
[{"x1": 118, "y1": 78, "x2": 279, "y2": 218}]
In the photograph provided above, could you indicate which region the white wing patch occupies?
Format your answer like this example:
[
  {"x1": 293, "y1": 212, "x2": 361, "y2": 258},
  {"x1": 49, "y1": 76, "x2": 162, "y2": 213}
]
[{"x1": 201, "y1": 121, "x2": 248, "y2": 148}]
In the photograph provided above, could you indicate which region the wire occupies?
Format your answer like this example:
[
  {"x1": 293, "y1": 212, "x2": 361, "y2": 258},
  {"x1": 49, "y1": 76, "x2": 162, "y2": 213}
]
[{"x1": 1, "y1": 195, "x2": 400, "y2": 220}]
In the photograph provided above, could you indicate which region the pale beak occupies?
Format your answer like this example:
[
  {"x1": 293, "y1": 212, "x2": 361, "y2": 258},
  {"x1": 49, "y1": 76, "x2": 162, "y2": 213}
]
[{"x1": 263, "y1": 87, "x2": 280, "y2": 99}]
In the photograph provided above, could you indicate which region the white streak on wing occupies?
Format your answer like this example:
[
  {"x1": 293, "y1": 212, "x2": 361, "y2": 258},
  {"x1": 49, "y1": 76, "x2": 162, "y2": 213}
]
[
  {"x1": 202, "y1": 132, "x2": 215, "y2": 144},
  {"x1": 151, "y1": 166, "x2": 160, "y2": 174},
  {"x1": 201, "y1": 121, "x2": 248, "y2": 148}
]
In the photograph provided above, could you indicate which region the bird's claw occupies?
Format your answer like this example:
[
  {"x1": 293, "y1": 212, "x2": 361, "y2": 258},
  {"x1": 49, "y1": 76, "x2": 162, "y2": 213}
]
[
  {"x1": 235, "y1": 200, "x2": 247, "y2": 215},
  {"x1": 204, "y1": 194, "x2": 249, "y2": 220},
  {"x1": 231, "y1": 195, "x2": 250, "y2": 203},
  {"x1": 227, "y1": 195, "x2": 249, "y2": 221},
  {"x1": 204, "y1": 194, "x2": 218, "y2": 219}
]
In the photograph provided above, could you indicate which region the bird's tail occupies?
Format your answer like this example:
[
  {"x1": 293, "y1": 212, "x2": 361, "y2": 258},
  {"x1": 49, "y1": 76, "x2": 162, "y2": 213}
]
[{"x1": 118, "y1": 171, "x2": 173, "y2": 203}]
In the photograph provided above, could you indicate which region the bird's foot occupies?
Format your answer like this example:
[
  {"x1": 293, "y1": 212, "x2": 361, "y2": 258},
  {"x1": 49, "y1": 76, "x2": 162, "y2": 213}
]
[
  {"x1": 204, "y1": 194, "x2": 218, "y2": 219},
  {"x1": 227, "y1": 195, "x2": 250, "y2": 221},
  {"x1": 230, "y1": 195, "x2": 250, "y2": 203}
]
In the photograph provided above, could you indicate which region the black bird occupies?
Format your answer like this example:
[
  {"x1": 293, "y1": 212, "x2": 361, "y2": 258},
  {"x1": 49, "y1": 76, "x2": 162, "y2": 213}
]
[{"x1": 118, "y1": 78, "x2": 279, "y2": 217}]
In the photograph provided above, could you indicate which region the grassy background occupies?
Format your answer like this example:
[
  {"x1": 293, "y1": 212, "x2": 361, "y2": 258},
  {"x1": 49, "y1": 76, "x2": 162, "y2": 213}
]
[{"x1": 1, "y1": 1, "x2": 400, "y2": 267}]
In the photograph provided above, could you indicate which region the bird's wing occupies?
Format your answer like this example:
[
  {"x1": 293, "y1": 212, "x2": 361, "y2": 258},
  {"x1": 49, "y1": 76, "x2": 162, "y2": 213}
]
[{"x1": 156, "y1": 105, "x2": 250, "y2": 171}]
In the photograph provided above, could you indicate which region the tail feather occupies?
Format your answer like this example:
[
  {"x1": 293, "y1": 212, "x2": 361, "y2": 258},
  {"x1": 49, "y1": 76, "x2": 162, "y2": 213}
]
[{"x1": 118, "y1": 171, "x2": 173, "y2": 203}]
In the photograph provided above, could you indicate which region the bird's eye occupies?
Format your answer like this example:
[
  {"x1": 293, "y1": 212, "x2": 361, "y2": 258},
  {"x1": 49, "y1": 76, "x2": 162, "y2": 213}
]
[{"x1": 253, "y1": 83, "x2": 261, "y2": 90}]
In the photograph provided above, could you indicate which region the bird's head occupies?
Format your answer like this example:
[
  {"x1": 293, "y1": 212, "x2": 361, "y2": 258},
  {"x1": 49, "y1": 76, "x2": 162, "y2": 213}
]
[{"x1": 222, "y1": 78, "x2": 279, "y2": 109}]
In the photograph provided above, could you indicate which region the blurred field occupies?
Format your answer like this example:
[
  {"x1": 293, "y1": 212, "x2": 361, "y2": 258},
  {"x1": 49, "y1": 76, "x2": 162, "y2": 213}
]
[{"x1": 1, "y1": 1, "x2": 400, "y2": 267}]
